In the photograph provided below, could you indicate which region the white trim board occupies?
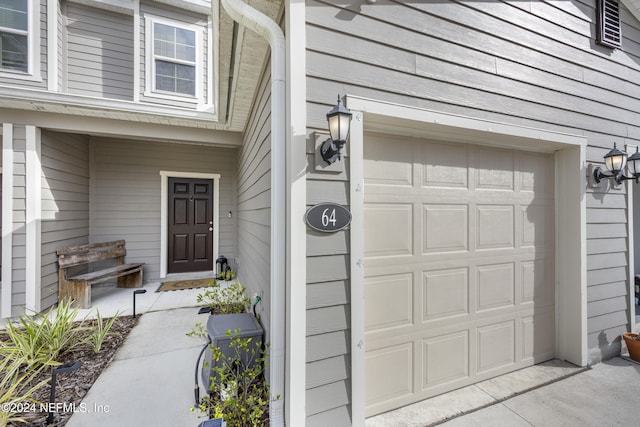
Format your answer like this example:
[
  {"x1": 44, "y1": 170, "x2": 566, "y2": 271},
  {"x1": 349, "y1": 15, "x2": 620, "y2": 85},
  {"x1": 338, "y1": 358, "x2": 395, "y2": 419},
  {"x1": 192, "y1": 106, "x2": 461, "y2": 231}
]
[
  {"x1": 1, "y1": 124, "x2": 14, "y2": 319},
  {"x1": 25, "y1": 126, "x2": 42, "y2": 314},
  {"x1": 346, "y1": 95, "x2": 587, "y2": 426},
  {"x1": 159, "y1": 171, "x2": 220, "y2": 278}
]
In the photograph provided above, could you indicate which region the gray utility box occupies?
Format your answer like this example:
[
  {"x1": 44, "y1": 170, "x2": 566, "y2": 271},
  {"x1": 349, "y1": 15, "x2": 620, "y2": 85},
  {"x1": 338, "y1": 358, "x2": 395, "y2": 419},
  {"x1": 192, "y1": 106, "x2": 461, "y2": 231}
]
[{"x1": 201, "y1": 313, "x2": 264, "y2": 392}]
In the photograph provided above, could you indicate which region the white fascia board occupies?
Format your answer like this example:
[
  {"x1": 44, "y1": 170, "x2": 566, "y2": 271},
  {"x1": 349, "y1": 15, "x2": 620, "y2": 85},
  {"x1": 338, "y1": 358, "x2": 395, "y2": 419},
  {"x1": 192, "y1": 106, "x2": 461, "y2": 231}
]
[
  {"x1": 1, "y1": 124, "x2": 14, "y2": 319},
  {"x1": 0, "y1": 86, "x2": 217, "y2": 124},
  {"x1": 25, "y1": 126, "x2": 42, "y2": 314}
]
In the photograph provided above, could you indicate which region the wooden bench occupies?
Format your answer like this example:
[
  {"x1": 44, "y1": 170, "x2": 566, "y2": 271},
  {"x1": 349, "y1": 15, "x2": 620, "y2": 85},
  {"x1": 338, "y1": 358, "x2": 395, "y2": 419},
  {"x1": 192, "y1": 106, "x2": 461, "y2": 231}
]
[{"x1": 57, "y1": 240, "x2": 144, "y2": 308}]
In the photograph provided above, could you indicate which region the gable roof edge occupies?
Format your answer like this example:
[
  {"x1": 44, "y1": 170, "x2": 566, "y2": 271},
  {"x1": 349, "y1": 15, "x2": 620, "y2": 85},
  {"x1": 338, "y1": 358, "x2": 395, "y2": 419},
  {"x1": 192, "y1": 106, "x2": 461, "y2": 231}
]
[{"x1": 621, "y1": 0, "x2": 640, "y2": 24}]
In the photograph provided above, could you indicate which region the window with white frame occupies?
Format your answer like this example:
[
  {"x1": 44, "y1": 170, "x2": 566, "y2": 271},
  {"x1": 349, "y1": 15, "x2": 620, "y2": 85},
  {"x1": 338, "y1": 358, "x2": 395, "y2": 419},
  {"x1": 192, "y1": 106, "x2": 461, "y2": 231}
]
[
  {"x1": 0, "y1": 0, "x2": 28, "y2": 72},
  {"x1": 147, "y1": 17, "x2": 201, "y2": 98}
]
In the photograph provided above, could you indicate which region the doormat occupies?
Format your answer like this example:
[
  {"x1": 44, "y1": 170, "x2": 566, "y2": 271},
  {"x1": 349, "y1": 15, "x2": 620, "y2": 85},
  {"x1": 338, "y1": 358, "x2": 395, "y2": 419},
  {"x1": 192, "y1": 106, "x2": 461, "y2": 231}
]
[{"x1": 157, "y1": 277, "x2": 215, "y2": 292}]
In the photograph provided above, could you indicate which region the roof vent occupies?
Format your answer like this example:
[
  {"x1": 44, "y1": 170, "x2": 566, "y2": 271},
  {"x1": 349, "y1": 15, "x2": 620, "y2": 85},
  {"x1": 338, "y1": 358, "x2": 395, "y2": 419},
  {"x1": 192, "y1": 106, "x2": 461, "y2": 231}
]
[{"x1": 598, "y1": 0, "x2": 622, "y2": 48}]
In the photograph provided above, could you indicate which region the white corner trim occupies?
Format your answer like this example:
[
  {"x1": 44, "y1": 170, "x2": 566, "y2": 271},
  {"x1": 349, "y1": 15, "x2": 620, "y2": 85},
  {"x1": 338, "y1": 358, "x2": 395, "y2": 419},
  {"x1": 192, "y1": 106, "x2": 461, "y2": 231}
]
[
  {"x1": 159, "y1": 171, "x2": 220, "y2": 278},
  {"x1": 47, "y1": 0, "x2": 58, "y2": 91},
  {"x1": 1, "y1": 124, "x2": 14, "y2": 319},
  {"x1": 25, "y1": 126, "x2": 42, "y2": 314},
  {"x1": 285, "y1": 0, "x2": 307, "y2": 425},
  {"x1": 133, "y1": 0, "x2": 141, "y2": 103}
]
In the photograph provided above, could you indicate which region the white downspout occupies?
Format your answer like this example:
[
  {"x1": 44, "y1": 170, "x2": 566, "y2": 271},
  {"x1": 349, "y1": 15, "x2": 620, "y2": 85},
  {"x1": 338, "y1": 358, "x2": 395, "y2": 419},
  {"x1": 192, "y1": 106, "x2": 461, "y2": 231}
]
[{"x1": 219, "y1": 0, "x2": 286, "y2": 425}]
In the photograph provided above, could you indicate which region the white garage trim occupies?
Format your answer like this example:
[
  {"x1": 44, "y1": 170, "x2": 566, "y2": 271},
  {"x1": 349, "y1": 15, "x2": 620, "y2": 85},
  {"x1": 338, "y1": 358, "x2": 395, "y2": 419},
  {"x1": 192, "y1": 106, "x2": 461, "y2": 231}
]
[{"x1": 347, "y1": 95, "x2": 587, "y2": 426}]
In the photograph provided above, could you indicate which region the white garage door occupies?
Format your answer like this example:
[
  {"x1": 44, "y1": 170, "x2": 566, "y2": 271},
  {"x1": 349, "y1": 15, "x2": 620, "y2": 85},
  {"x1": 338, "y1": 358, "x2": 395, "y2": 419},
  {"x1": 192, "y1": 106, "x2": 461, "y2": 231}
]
[{"x1": 364, "y1": 133, "x2": 556, "y2": 416}]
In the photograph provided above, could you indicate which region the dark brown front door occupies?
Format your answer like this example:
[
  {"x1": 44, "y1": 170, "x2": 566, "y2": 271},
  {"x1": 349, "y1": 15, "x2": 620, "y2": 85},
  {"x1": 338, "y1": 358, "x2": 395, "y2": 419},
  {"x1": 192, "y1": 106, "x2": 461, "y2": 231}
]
[{"x1": 168, "y1": 177, "x2": 214, "y2": 273}]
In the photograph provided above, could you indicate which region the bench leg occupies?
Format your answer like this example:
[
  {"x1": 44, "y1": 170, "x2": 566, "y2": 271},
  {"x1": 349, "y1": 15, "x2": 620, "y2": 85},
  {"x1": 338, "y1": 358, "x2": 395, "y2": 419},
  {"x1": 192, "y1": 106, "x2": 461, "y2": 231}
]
[
  {"x1": 117, "y1": 269, "x2": 143, "y2": 288},
  {"x1": 59, "y1": 273, "x2": 91, "y2": 309}
]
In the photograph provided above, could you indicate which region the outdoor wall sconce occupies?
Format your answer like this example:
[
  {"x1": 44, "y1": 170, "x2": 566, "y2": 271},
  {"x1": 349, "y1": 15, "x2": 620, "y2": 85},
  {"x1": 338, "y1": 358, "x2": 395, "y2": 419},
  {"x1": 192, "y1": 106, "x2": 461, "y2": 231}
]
[
  {"x1": 592, "y1": 143, "x2": 640, "y2": 185},
  {"x1": 321, "y1": 95, "x2": 353, "y2": 164}
]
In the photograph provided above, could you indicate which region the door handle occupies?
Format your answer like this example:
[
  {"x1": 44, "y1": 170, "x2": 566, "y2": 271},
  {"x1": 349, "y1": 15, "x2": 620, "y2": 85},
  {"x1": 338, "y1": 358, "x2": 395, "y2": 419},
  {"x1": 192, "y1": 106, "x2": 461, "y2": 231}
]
[{"x1": 209, "y1": 227, "x2": 213, "y2": 232}]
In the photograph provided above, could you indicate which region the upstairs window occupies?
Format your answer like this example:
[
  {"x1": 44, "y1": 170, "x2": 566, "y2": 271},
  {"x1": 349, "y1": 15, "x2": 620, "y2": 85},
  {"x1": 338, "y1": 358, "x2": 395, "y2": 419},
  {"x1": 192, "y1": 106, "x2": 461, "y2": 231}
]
[
  {"x1": 0, "y1": 0, "x2": 28, "y2": 72},
  {"x1": 147, "y1": 18, "x2": 200, "y2": 98}
]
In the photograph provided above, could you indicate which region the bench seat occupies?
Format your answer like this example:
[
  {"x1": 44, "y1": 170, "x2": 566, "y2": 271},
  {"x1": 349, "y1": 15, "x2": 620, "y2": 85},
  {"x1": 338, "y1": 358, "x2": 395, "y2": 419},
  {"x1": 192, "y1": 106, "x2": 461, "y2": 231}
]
[{"x1": 58, "y1": 240, "x2": 144, "y2": 308}]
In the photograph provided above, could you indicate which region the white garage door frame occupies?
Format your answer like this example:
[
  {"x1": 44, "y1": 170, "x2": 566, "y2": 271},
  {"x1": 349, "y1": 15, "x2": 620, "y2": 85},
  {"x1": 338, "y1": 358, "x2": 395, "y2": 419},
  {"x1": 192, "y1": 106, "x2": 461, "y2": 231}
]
[{"x1": 346, "y1": 95, "x2": 588, "y2": 426}]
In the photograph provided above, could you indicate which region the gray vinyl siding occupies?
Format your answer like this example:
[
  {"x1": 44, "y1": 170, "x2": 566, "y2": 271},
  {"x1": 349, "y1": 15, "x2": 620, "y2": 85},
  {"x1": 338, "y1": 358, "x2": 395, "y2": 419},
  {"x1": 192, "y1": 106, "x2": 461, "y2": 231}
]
[
  {"x1": 40, "y1": 131, "x2": 90, "y2": 310},
  {"x1": 65, "y1": 3, "x2": 134, "y2": 101},
  {"x1": 139, "y1": 2, "x2": 209, "y2": 109},
  {"x1": 236, "y1": 62, "x2": 271, "y2": 340},
  {"x1": 89, "y1": 138, "x2": 237, "y2": 282},
  {"x1": 0, "y1": 0, "x2": 48, "y2": 89},
  {"x1": 305, "y1": 0, "x2": 640, "y2": 421},
  {"x1": 10, "y1": 127, "x2": 26, "y2": 316}
]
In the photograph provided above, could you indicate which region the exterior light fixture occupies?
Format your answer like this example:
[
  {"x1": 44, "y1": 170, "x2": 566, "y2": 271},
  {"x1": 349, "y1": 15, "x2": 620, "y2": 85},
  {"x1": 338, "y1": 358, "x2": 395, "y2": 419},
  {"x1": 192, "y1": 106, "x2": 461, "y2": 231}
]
[
  {"x1": 48, "y1": 361, "x2": 81, "y2": 424},
  {"x1": 593, "y1": 143, "x2": 640, "y2": 185},
  {"x1": 321, "y1": 95, "x2": 353, "y2": 164},
  {"x1": 133, "y1": 289, "x2": 147, "y2": 318}
]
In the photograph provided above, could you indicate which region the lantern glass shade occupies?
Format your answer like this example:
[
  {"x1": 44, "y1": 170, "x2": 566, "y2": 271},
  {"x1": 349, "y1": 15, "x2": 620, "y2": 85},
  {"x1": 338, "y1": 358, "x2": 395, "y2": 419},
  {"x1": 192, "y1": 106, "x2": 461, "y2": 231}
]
[
  {"x1": 327, "y1": 98, "x2": 352, "y2": 143},
  {"x1": 628, "y1": 148, "x2": 640, "y2": 176},
  {"x1": 604, "y1": 144, "x2": 627, "y2": 173}
]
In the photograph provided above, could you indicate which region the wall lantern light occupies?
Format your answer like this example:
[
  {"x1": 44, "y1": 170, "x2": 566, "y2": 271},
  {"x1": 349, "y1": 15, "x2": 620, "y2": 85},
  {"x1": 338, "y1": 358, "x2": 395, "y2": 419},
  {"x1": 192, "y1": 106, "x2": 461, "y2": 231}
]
[
  {"x1": 321, "y1": 95, "x2": 353, "y2": 164},
  {"x1": 592, "y1": 143, "x2": 640, "y2": 185}
]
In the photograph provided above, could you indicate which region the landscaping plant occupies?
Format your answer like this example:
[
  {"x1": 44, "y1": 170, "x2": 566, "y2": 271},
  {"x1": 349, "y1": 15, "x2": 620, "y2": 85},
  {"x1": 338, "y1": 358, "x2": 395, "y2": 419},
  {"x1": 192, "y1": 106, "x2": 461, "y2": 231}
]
[
  {"x1": 1, "y1": 300, "x2": 89, "y2": 369},
  {"x1": 87, "y1": 310, "x2": 121, "y2": 354},
  {"x1": 197, "y1": 281, "x2": 250, "y2": 315},
  {"x1": 0, "y1": 347, "x2": 48, "y2": 427},
  {"x1": 197, "y1": 330, "x2": 271, "y2": 427}
]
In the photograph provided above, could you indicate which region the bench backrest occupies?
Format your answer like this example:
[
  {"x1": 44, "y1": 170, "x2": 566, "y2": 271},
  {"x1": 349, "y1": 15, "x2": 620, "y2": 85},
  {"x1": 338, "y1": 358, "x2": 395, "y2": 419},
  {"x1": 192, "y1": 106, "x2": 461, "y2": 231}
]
[{"x1": 57, "y1": 240, "x2": 126, "y2": 268}]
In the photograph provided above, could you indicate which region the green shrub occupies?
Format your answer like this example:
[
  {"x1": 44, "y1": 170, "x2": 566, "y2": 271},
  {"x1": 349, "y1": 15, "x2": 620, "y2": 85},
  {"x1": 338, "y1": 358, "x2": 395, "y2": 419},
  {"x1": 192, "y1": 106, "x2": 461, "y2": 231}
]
[
  {"x1": 196, "y1": 330, "x2": 270, "y2": 427},
  {"x1": 197, "y1": 281, "x2": 250, "y2": 315}
]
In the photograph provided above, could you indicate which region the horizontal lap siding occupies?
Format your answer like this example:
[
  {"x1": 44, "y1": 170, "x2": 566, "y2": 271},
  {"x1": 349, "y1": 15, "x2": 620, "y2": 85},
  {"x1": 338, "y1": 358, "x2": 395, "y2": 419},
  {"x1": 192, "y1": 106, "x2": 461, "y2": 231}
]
[
  {"x1": 306, "y1": 0, "x2": 640, "y2": 421},
  {"x1": 40, "y1": 131, "x2": 90, "y2": 310},
  {"x1": 237, "y1": 63, "x2": 271, "y2": 339},
  {"x1": 90, "y1": 138, "x2": 237, "y2": 282},
  {"x1": 65, "y1": 4, "x2": 134, "y2": 101},
  {"x1": 10, "y1": 127, "x2": 26, "y2": 316}
]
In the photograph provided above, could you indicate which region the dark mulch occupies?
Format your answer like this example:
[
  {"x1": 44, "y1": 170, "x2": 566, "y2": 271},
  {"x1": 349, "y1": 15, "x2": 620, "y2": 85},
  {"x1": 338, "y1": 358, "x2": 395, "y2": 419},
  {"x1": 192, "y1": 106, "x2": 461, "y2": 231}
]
[{"x1": 3, "y1": 315, "x2": 138, "y2": 427}]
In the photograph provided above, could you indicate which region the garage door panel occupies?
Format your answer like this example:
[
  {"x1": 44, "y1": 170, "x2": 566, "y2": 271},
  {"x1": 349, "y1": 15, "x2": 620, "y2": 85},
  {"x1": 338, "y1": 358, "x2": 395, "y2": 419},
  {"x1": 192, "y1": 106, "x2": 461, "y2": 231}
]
[
  {"x1": 520, "y1": 259, "x2": 554, "y2": 305},
  {"x1": 475, "y1": 147, "x2": 515, "y2": 190},
  {"x1": 423, "y1": 142, "x2": 469, "y2": 188},
  {"x1": 521, "y1": 310, "x2": 555, "y2": 362},
  {"x1": 364, "y1": 204, "x2": 413, "y2": 257},
  {"x1": 364, "y1": 134, "x2": 555, "y2": 417},
  {"x1": 476, "y1": 205, "x2": 515, "y2": 249},
  {"x1": 476, "y1": 320, "x2": 516, "y2": 374},
  {"x1": 522, "y1": 204, "x2": 552, "y2": 246},
  {"x1": 519, "y1": 151, "x2": 554, "y2": 193},
  {"x1": 476, "y1": 263, "x2": 515, "y2": 311},
  {"x1": 364, "y1": 136, "x2": 414, "y2": 187},
  {"x1": 365, "y1": 273, "x2": 413, "y2": 333},
  {"x1": 423, "y1": 331, "x2": 469, "y2": 387},
  {"x1": 423, "y1": 268, "x2": 469, "y2": 321},
  {"x1": 423, "y1": 204, "x2": 468, "y2": 253},
  {"x1": 365, "y1": 342, "x2": 414, "y2": 406}
]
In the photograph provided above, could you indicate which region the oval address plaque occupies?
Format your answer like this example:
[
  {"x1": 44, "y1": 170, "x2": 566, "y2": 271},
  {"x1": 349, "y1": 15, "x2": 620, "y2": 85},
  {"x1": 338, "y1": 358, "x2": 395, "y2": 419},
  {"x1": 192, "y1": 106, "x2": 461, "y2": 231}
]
[{"x1": 305, "y1": 203, "x2": 352, "y2": 233}]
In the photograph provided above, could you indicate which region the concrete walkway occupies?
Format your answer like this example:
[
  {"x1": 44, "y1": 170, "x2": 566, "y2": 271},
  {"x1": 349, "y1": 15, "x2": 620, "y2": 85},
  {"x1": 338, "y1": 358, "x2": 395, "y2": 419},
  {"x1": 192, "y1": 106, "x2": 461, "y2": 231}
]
[{"x1": 65, "y1": 281, "x2": 210, "y2": 427}]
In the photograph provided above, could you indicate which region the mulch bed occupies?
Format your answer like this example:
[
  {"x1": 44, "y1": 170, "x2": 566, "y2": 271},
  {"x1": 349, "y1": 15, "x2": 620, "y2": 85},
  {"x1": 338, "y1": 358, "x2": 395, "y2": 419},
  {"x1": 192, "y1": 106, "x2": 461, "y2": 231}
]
[{"x1": 3, "y1": 315, "x2": 138, "y2": 427}]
